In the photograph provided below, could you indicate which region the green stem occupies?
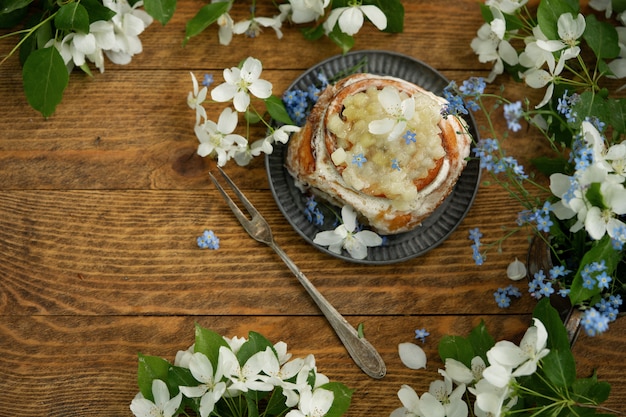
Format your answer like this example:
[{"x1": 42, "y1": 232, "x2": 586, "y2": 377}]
[{"x1": 0, "y1": 11, "x2": 58, "y2": 67}]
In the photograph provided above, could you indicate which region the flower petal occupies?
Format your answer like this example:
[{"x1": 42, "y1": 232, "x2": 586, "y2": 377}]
[
  {"x1": 361, "y1": 5, "x2": 387, "y2": 31},
  {"x1": 398, "y1": 342, "x2": 427, "y2": 370}
]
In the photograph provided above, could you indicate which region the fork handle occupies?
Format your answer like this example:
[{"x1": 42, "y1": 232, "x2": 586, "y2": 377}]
[{"x1": 270, "y1": 242, "x2": 387, "y2": 379}]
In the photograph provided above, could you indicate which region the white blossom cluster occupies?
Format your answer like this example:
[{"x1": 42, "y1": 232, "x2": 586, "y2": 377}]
[
  {"x1": 550, "y1": 121, "x2": 626, "y2": 243},
  {"x1": 391, "y1": 319, "x2": 550, "y2": 417},
  {"x1": 471, "y1": 0, "x2": 626, "y2": 107},
  {"x1": 209, "y1": 0, "x2": 387, "y2": 45},
  {"x1": 47, "y1": 0, "x2": 153, "y2": 73},
  {"x1": 131, "y1": 335, "x2": 337, "y2": 417}
]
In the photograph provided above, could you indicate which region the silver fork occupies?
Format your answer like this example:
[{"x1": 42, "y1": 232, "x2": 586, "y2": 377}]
[{"x1": 209, "y1": 166, "x2": 386, "y2": 379}]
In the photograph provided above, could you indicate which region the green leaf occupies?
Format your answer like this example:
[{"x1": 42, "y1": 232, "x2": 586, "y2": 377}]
[
  {"x1": 584, "y1": 14, "x2": 620, "y2": 60},
  {"x1": 533, "y1": 298, "x2": 571, "y2": 352},
  {"x1": 184, "y1": 1, "x2": 231, "y2": 45},
  {"x1": 328, "y1": 26, "x2": 354, "y2": 54},
  {"x1": 606, "y1": 97, "x2": 626, "y2": 135},
  {"x1": 542, "y1": 348, "x2": 577, "y2": 388},
  {"x1": 54, "y1": 2, "x2": 90, "y2": 33},
  {"x1": 22, "y1": 46, "x2": 69, "y2": 117},
  {"x1": 167, "y1": 365, "x2": 197, "y2": 388},
  {"x1": 265, "y1": 95, "x2": 294, "y2": 125},
  {"x1": 193, "y1": 323, "x2": 229, "y2": 368},
  {"x1": 537, "y1": 0, "x2": 578, "y2": 40},
  {"x1": 81, "y1": 0, "x2": 116, "y2": 23},
  {"x1": 244, "y1": 110, "x2": 262, "y2": 124},
  {"x1": 143, "y1": 0, "x2": 176, "y2": 25},
  {"x1": 585, "y1": 183, "x2": 606, "y2": 209},
  {"x1": 569, "y1": 236, "x2": 620, "y2": 305},
  {"x1": 438, "y1": 335, "x2": 474, "y2": 367},
  {"x1": 264, "y1": 386, "x2": 290, "y2": 416},
  {"x1": 366, "y1": 0, "x2": 404, "y2": 33},
  {"x1": 0, "y1": 0, "x2": 30, "y2": 28},
  {"x1": 573, "y1": 371, "x2": 612, "y2": 404},
  {"x1": 245, "y1": 394, "x2": 260, "y2": 417},
  {"x1": 237, "y1": 331, "x2": 274, "y2": 364},
  {"x1": 467, "y1": 320, "x2": 495, "y2": 363},
  {"x1": 300, "y1": 24, "x2": 325, "y2": 41},
  {"x1": 137, "y1": 353, "x2": 170, "y2": 400},
  {"x1": 0, "y1": 0, "x2": 33, "y2": 14},
  {"x1": 319, "y1": 382, "x2": 354, "y2": 417},
  {"x1": 614, "y1": 0, "x2": 626, "y2": 13},
  {"x1": 531, "y1": 155, "x2": 569, "y2": 177}
]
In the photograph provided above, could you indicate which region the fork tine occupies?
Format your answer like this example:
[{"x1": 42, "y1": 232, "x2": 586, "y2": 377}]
[
  {"x1": 215, "y1": 165, "x2": 260, "y2": 218},
  {"x1": 208, "y1": 170, "x2": 251, "y2": 227}
]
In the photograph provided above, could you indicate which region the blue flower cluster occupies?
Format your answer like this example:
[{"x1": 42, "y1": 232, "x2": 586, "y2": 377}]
[
  {"x1": 197, "y1": 229, "x2": 220, "y2": 250},
  {"x1": 580, "y1": 261, "x2": 611, "y2": 290},
  {"x1": 582, "y1": 294, "x2": 622, "y2": 336},
  {"x1": 304, "y1": 195, "x2": 325, "y2": 226},
  {"x1": 503, "y1": 101, "x2": 523, "y2": 132},
  {"x1": 469, "y1": 227, "x2": 484, "y2": 265},
  {"x1": 472, "y1": 138, "x2": 528, "y2": 179},
  {"x1": 441, "y1": 82, "x2": 468, "y2": 117},
  {"x1": 556, "y1": 90, "x2": 580, "y2": 124},
  {"x1": 494, "y1": 284, "x2": 522, "y2": 308},
  {"x1": 283, "y1": 72, "x2": 329, "y2": 126},
  {"x1": 528, "y1": 265, "x2": 571, "y2": 300},
  {"x1": 517, "y1": 201, "x2": 553, "y2": 233}
]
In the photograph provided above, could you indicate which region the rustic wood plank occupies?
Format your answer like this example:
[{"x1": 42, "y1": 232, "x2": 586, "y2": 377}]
[
  {"x1": 0, "y1": 315, "x2": 623, "y2": 416},
  {"x1": 1, "y1": 0, "x2": 625, "y2": 415},
  {"x1": 0, "y1": 186, "x2": 536, "y2": 316}
]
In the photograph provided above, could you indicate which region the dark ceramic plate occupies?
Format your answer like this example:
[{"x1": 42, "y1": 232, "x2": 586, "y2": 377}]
[{"x1": 265, "y1": 50, "x2": 480, "y2": 264}]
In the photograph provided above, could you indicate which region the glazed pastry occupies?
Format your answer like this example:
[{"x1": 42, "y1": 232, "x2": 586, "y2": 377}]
[{"x1": 286, "y1": 73, "x2": 472, "y2": 235}]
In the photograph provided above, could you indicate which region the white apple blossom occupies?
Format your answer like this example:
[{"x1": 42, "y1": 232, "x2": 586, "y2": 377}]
[
  {"x1": 535, "y1": 13, "x2": 585, "y2": 56},
  {"x1": 470, "y1": 8, "x2": 519, "y2": 82},
  {"x1": 390, "y1": 384, "x2": 422, "y2": 417},
  {"x1": 585, "y1": 182, "x2": 626, "y2": 240},
  {"x1": 195, "y1": 107, "x2": 247, "y2": 166},
  {"x1": 211, "y1": 57, "x2": 273, "y2": 112},
  {"x1": 188, "y1": 72, "x2": 208, "y2": 124},
  {"x1": 233, "y1": 15, "x2": 283, "y2": 40},
  {"x1": 485, "y1": 0, "x2": 528, "y2": 14},
  {"x1": 589, "y1": 0, "x2": 613, "y2": 18},
  {"x1": 422, "y1": 372, "x2": 468, "y2": 417},
  {"x1": 582, "y1": 119, "x2": 626, "y2": 180},
  {"x1": 130, "y1": 379, "x2": 182, "y2": 417},
  {"x1": 323, "y1": 3, "x2": 387, "y2": 36},
  {"x1": 313, "y1": 205, "x2": 383, "y2": 259},
  {"x1": 518, "y1": 26, "x2": 556, "y2": 70},
  {"x1": 174, "y1": 344, "x2": 195, "y2": 368},
  {"x1": 470, "y1": 378, "x2": 516, "y2": 417},
  {"x1": 217, "y1": 346, "x2": 275, "y2": 396},
  {"x1": 285, "y1": 0, "x2": 330, "y2": 23},
  {"x1": 178, "y1": 352, "x2": 227, "y2": 417},
  {"x1": 486, "y1": 318, "x2": 549, "y2": 378},
  {"x1": 368, "y1": 86, "x2": 416, "y2": 141},
  {"x1": 523, "y1": 46, "x2": 577, "y2": 108},
  {"x1": 250, "y1": 124, "x2": 301, "y2": 157},
  {"x1": 285, "y1": 387, "x2": 334, "y2": 417},
  {"x1": 102, "y1": 0, "x2": 153, "y2": 65},
  {"x1": 45, "y1": 33, "x2": 96, "y2": 71},
  {"x1": 444, "y1": 356, "x2": 486, "y2": 385}
]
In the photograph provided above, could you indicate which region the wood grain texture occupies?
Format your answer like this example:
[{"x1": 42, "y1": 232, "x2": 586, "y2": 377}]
[{"x1": 1, "y1": 0, "x2": 625, "y2": 416}]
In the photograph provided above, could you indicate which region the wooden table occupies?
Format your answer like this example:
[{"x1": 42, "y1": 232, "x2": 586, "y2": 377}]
[{"x1": 1, "y1": 1, "x2": 624, "y2": 415}]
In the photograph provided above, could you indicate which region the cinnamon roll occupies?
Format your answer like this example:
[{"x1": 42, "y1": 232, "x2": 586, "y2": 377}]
[{"x1": 286, "y1": 73, "x2": 472, "y2": 235}]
